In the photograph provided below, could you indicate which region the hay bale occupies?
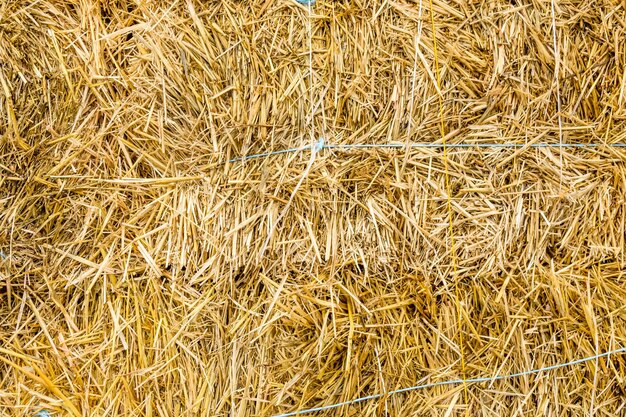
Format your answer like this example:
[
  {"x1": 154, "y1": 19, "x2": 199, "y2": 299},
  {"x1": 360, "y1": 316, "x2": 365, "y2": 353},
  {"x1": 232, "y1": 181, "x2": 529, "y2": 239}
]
[{"x1": 1, "y1": 0, "x2": 625, "y2": 416}]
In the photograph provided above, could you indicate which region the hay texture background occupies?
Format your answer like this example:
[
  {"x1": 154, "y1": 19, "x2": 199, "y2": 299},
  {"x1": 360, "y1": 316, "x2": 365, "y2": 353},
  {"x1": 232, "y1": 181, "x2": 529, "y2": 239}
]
[{"x1": 2, "y1": 0, "x2": 626, "y2": 416}]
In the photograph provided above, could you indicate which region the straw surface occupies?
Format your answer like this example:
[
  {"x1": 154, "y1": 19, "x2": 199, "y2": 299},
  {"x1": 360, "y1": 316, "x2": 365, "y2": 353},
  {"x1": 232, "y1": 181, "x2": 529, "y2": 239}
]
[{"x1": 1, "y1": 1, "x2": 626, "y2": 416}]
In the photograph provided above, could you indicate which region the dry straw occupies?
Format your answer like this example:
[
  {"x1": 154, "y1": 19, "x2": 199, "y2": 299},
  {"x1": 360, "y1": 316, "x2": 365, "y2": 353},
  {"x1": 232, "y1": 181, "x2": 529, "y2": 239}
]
[{"x1": 2, "y1": 1, "x2": 626, "y2": 416}]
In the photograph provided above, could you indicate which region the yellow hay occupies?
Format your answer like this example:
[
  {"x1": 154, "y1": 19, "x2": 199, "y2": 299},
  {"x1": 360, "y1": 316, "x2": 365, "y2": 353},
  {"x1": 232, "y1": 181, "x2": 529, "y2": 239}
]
[{"x1": 1, "y1": 1, "x2": 626, "y2": 416}]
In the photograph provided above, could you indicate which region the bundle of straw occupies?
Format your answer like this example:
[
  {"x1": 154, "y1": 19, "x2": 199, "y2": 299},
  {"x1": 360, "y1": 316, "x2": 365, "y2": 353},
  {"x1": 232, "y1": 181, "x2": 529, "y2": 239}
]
[{"x1": 1, "y1": 1, "x2": 625, "y2": 416}]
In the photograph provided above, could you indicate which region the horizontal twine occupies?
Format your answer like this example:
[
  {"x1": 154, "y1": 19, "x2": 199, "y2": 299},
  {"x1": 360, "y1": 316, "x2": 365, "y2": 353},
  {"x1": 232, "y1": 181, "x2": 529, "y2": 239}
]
[
  {"x1": 271, "y1": 346, "x2": 626, "y2": 417},
  {"x1": 229, "y1": 140, "x2": 626, "y2": 163}
]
